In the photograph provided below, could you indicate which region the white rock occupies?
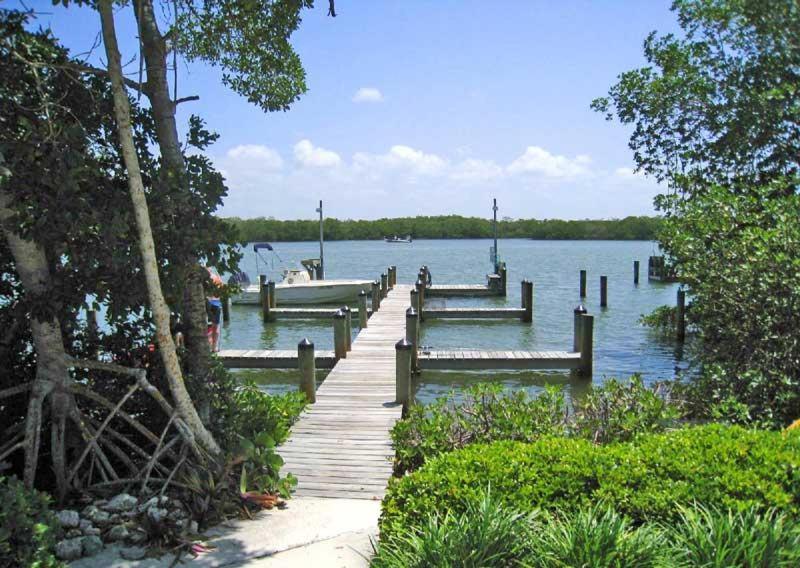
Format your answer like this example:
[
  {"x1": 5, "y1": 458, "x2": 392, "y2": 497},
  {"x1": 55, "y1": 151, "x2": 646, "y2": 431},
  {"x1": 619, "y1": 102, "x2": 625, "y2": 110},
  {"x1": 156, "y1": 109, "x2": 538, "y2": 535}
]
[
  {"x1": 104, "y1": 493, "x2": 138, "y2": 512},
  {"x1": 81, "y1": 535, "x2": 103, "y2": 556},
  {"x1": 55, "y1": 538, "x2": 84, "y2": 561},
  {"x1": 56, "y1": 509, "x2": 80, "y2": 529}
]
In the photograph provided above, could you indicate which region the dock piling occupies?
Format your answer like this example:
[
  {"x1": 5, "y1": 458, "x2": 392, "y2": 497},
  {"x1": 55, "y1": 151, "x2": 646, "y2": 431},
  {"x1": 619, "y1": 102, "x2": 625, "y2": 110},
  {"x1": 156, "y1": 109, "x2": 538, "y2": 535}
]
[
  {"x1": 573, "y1": 304, "x2": 587, "y2": 352},
  {"x1": 634, "y1": 260, "x2": 640, "y2": 285},
  {"x1": 600, "y1": 276, "x2": 608, "y2": 308},
  {"x1": 579, "y1": 270, "x2": 587, "y2": 298},
  {"x1": 677, "y1": 288, "x2": 686, "y2": 342},
  {"x1": 522, "y1": 280, "x2": 534, "y2": 323},
  {"x1": 410, "y1": 288, "x2": 420, "y2": 314},
  {"x1": 221, "y1": 297, "x2": 230, "y2": 323},
  {"x1": 343, "y1": 306, "x2": 352, "y2": 351},
  {"x1": 578, "y1": 313, "x2": 594, "y2": 376},
  {"x1": 333, "y1": 309, "x2": 347, "y2": 360},
  {"x1": 259, "y1": 276, "x2": 273, "y2": 322},
  {"x1": 406, "y1": 307, "x2": 419, "y2": 374},
  {"x1": 415, "y1": 279, "x2": 425, "y2": 319},
  {"x1": 358, "y1": 290, "x2": 368, "y2": 328},
  {"x1": 395, "y1": 338, "x2": 413, "y2": 411},
  {"x1": 267, "y1": 280, "x2": 276, "y2": 308},
  {"x1": 298, "y1": 338, "x2": 316, "y2": 403},
  {"x1": 372, "y1": 280, "x2": 381, "y2": 311},
  {"x1": 499, "y1": 262, "x2": 508, "y2": 296},
  {"x1": 381, "y1": 273, "x2": 389, "y2": 299},
  {"x1": 388, "y1": 266, "x2": 397, "y2": 288}
]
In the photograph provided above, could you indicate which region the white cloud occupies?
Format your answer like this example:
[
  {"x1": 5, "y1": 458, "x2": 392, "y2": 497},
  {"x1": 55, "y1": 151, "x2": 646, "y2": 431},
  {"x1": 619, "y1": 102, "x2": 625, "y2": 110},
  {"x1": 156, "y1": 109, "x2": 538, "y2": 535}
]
[
  {"x1": 225, "y1": 144, "x2": 283, "y2": 170},
  {"x1": 293, "y1": 139, "x2": 342, "y2": 168},
  {"x1": 614, "y1": 166, "x2": 644, "y2": 179},
  {"x1": 353, "y1": 145, "x2": 447, "y2": 176},
  {"x1": 507, "y1": 146, "x2": 592, "y2": 178},
  {"x1": 449, "y1": 159, "x2": 504, "y2": 183},
  {"x1": 352, "y1": 87, "x2": 384, "y2": 103}
]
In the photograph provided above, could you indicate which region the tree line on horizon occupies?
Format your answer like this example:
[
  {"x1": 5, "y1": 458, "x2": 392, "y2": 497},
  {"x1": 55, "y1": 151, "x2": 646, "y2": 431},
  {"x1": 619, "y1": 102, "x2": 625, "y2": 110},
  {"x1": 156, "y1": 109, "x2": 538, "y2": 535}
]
[{"x1": 225, "y1": 215, "x2": 662, "y2": 242}]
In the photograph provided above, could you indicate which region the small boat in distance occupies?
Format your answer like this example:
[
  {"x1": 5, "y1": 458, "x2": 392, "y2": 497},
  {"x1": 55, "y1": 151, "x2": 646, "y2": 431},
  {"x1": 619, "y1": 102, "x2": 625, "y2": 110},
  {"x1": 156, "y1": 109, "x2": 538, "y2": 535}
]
[{"x1": 384, "y1": 234, "x2": 412, "y2": 243}]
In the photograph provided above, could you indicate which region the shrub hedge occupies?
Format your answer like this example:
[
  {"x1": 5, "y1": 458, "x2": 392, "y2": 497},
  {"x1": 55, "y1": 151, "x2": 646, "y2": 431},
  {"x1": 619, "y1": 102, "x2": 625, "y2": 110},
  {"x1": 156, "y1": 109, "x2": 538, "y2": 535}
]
[
  {"x1": 380, "y1": 424, "x2": 800, "y2": 535},
  {"x1": 0, "y1": 476, "x2": 63, "y2": 568}
]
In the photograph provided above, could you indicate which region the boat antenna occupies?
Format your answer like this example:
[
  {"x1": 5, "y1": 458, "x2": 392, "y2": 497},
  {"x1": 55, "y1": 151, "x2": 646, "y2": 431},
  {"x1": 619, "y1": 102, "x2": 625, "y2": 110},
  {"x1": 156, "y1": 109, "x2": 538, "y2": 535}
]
[
  {"x1": 316, "y1": 200, "x2": 325, "y2": 280},
  {"x1": 492, "y1": 197, "x2": 499, "y2": 272}
]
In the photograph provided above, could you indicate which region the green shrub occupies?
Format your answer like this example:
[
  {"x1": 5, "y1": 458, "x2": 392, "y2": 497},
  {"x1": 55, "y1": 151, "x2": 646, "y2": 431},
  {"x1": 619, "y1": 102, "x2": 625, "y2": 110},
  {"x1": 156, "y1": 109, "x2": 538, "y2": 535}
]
[
  {"x1": 391, "y1": 378, "x2": 681, "y2": 474},
  {"x1": 371, "y1": 490, "x2": 536, "y2": 568},
  {"x1": 666, "y1": 505, "x2": 800, "y2": 567},
  {"x1": 381, "y1": 424, "x2": 800, "y2": 535},
  {"x1": 391, "y1": 384, "x2": 567, "y2": 474},
  {"x1": 0, "y1": 476, "x2": 63, "y2": 568},
  {"x1": 527, "y1": 505, "x2": 664, "y2": 568}
]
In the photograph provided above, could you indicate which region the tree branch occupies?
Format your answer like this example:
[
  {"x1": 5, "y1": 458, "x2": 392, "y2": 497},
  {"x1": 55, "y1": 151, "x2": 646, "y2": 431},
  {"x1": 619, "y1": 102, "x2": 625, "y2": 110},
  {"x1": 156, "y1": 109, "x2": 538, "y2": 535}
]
[{"x1": 174, "y1": 95, "x2": 199, "y2": 106}]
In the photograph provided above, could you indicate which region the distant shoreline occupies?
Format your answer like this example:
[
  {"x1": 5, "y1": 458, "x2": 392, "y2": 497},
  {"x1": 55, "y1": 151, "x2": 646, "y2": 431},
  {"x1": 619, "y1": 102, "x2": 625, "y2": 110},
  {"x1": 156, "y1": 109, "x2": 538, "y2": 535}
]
[{"x1": 224, "y1": 215, "x2": 662, "y2": 243}]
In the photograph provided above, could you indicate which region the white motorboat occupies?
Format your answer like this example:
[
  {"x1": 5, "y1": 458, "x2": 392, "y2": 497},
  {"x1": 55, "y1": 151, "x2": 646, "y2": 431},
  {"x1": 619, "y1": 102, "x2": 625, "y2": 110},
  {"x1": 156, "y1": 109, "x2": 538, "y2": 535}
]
[
  {"x1": 233, "y1": 269, "x2": 373, "y2": 305},
  {"x1": 229, "y1": 242, "x2": 373, "y2": 305},
  {"x1": 384, "y1": 234, "x2": 412, "y2": 243}
]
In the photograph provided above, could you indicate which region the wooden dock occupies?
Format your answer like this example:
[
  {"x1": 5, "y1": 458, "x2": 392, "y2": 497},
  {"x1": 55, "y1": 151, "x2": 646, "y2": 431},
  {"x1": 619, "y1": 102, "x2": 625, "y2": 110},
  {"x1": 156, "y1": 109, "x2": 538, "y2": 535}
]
[
  {"x1": 423, "y1": 307, "x2": 526, "y2": 320},
  {"x1": 419, "y1": 350, "x2": 581, "y2": 370},
  {"x1": 426, "y1": 284, "x2": 498, "y2": 297},
  {"x1": 217, "y1": 349, "x2": 338, "y2": 369},
  {"x1": 278, "y1": 285, "x2": 411, "y2": 499},
  {"x1": 269, "y1": 307, "x2": 372, "y2": 320}
]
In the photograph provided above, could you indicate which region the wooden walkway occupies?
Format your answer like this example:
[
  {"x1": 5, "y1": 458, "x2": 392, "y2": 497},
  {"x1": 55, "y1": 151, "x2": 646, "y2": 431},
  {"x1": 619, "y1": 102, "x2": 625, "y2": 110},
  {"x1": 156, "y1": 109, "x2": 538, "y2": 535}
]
[{"x1": 278, "y1": 285, "x2": 411, "y2": 500}]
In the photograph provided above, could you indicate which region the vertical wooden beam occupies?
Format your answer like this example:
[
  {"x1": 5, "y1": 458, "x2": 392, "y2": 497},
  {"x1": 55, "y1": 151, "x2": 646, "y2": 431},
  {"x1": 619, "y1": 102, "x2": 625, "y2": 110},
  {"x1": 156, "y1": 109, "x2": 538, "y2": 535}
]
[
  {"x1": 578, "y1": 313, "x2": 594, "y2": 377},
  {"x1": 415, "y1": 279, "x2": 425, "y2": 320},
  {"x1": 499, "y1": 262, "x2": 507, "y2": 297},
  {"x1": 395, "y1": 338, "x2": 413, "y2": 411},
  {"x1": 342, "y1": 306, "x2": 352, "y2": 351},
  {"x1": 600, "y1": 275, "x2": 608, "y2": 308},
  {"x1": 267, "y1": 280, "x2": 276, "y2": 308},
  {"x1": 298, "y1": 338, "x2": 316, "y2": 403},
  {"x1": 633, "y1": 260, "x2": 640, "y2": 285},
  {"x1": 406, "y1": 307, "x2": 419, "y2": 374},
  {"x1": 522, "y1": 280, "x2": 533, "y2": 323},
  {"x1": 389, "y1": 265, "x2": 397, "y2": 288},
  {"x1": 410, "y1": 288, "x2": 420, "y2": 314},
  {"x1": 221, "y1": 296, "x2": 230, "y2": 323},
  {"x1": 573, "y1": 304, "x2": 587, "y2": 352},
  {"x1": 358, "y1": 290, "x2": 368, "y2": 328},
  {"x1": 372, "y1": 280, "x2": 381, "y2": 311},
  {"x1": 579, "y1": 269, "x2": 587, "y2": 298},
  {"x1": 259, "y1": 276, "x2": 271, "y2": 323},
  {"x1": 381, "y1": 273, "x2": 388, "y2": 298},
  {"x1": 333, "y1": 309, "x2": 347, "y2": 360},
  {"x1": 676, "y1": 288, "x2": 686, "y2": 342}
]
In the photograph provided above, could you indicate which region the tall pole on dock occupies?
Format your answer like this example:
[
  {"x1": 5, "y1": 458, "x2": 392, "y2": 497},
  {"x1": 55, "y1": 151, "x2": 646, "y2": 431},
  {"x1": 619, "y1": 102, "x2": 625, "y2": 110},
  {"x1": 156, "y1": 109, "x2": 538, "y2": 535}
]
[
  {"x1": 492, "y1": 198, "x2": 499, "y2": 272},
  {"x1": 316, "y1": 200, "x2": 325, "y2": 280}
]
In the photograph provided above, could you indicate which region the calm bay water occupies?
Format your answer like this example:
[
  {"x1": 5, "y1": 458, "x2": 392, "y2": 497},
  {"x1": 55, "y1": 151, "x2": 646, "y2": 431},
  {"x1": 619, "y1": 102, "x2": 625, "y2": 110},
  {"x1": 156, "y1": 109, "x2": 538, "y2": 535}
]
[{"x1": 220, "y1": 239, "x2": 686, "y2": 403}]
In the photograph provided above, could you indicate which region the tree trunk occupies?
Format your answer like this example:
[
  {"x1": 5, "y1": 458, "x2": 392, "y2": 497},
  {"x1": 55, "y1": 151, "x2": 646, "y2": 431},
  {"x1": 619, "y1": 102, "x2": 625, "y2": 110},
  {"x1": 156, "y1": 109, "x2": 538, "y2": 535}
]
[
  {"x1": 98, "y1": 0, "x2": 220, "y2": 456},
  {"x1": 133, "y1": 0, "x2": 212, "y2": 389},
  {"x1": 183, "y1": 265, "x2": 212, "y2": 423},
  {"x1": 0, "y1": 178, "x2": 73, "y2": 499}
]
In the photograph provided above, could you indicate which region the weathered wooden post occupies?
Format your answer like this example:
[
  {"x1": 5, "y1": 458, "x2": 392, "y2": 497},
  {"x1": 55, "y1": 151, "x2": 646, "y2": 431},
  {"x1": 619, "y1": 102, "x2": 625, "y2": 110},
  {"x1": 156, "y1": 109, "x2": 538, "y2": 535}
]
[
  {"x1": 579, "y1": 269, "x2": 587, "y2": 298},
  {"x1": 298, "y1": 338, "x2": 316, "y2": 403},
  {"x1": 333, "y1": 309, "x2": 347, "y2": 360},
  {"x1": 573, "y1": 304, "x2": 587, "y2": 352},
  {"x1": 395, "y1": 338, "x2": 413, "y2": 411},
  {"x1": 372, "y1": 280, "x2": 381, "y2": 311},
  {"x1": 499, "y1": 262, "x2": 508, "y2": 297},
  {"x1": 410, "y1": 288, "x2": 420, "y2": 314},
  {"x1": 389, "y1": 266, "x2": 397, "y2": 288},
  {"x1": 381, "y1": 273, "x2": 388, "y2": 298},
  {"x1": 267, "y1": 280, "x2": 277, "y2": 308},
  {"x1": 415, "y1": 278, "x2": 425, "y2": 319},
  {"x1": 522, "y1": 280, "x2": 533, "y2": 323},
  {"x1": 259, "y1": 276, "x2": 272, "y2": 322},
  {"x1": 358, "y1": 290, "x2": 368, "y2": 328},
  {"x1": 600, "y1": 275, "x2": 608, "y2": 308},
  {"x1": 578, "y1": 313, "x2": 594, "y2": 377},
  {"x1": 633, "y1": 261, "x2": 640, "y2": 285},
  {"x1": 342, "y1": 306, "x2": 352, "y2": 351},
  {"x1": 406, "y1": 307, "x2": 419, "y2": 374},
  {"x1": 676, "y1": 288, "x2": 686, "y2": 342}
]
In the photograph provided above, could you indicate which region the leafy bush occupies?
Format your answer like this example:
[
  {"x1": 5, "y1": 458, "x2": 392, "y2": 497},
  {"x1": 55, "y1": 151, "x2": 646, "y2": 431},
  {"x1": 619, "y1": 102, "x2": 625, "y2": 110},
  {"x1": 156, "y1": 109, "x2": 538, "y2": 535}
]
[
  {"x1": 392, "y1": 378, "x2": 682, "y2": 474},
  {"x1": 667, "y1": 505, "x2": 800, "y2": 567},
  {"x1": 391, "y1": 384, "x2": 567, "y2": 474},
  {"x1": 639, "y1": 305, "x2": 679, "y2": 333},
  {"x1": 381, "y1": 425, "x2": 800, "y2": 535},
  {"x1": 0, "y1": 476, "x2": 63, "y2": 568},
  {"x1": 371, "y1": 490, "x2": 536, "y2": 568}
]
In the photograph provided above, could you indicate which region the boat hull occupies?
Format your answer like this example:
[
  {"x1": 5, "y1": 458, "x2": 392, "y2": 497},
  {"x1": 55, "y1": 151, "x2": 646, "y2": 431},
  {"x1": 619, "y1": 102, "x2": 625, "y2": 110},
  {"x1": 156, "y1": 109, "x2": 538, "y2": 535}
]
[{"x1": 232, "y1": 280, "x2": 374, "y2": 305}]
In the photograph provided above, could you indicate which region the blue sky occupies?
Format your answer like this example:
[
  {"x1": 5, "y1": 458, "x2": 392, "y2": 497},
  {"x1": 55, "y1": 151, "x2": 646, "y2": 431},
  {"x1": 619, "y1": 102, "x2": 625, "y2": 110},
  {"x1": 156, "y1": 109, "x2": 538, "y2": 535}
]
[{"x1": 21, "y1": 1, "x2": 679, "y2": 220}]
